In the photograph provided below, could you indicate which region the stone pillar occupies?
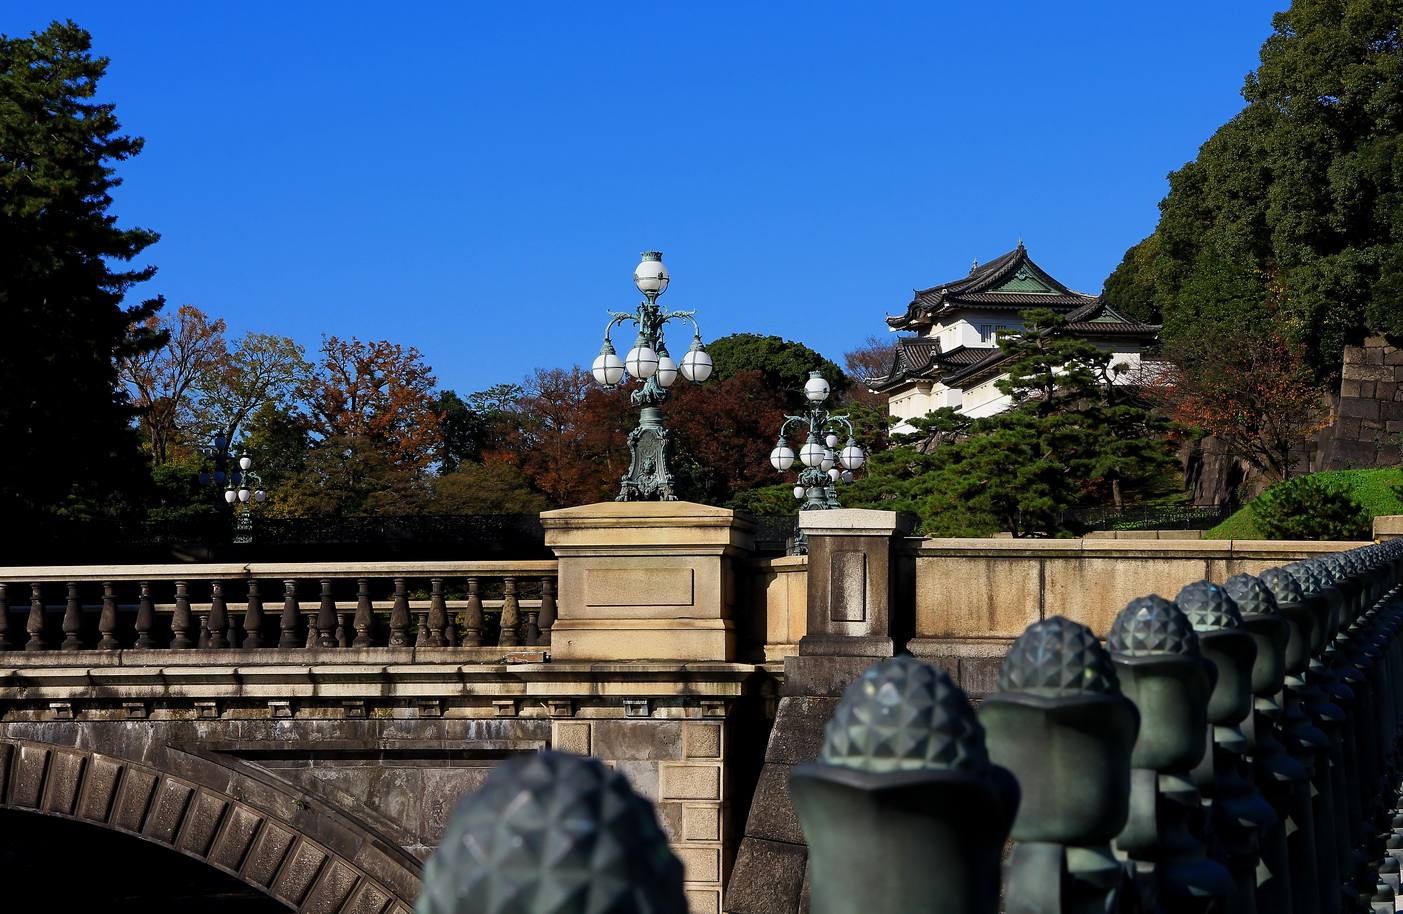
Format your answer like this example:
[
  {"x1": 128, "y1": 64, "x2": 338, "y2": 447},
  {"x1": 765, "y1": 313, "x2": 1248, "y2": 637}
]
[
  {"x1": 542, "y1": 501, "x2": 755, "y2": 662},
  {"x1": 797, "y1": 509, "x2": 914, "y2": 657}
]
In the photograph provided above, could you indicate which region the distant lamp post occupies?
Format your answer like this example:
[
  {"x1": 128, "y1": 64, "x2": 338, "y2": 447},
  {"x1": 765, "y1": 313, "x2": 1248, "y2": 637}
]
[
  {"x1": 199, "y1": 437, "x2": 267, "y2": 544},
  {"x1": 591, "y1": 251, "x2": 713, "y2": 501},
  {"x1": 770, "y1": 371, "x2": 866, "y2": 554}
]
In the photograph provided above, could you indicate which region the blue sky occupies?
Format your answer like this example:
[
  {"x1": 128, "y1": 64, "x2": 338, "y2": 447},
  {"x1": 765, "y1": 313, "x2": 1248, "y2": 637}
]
[{"x1": 5, "y1": 2, "x2": 1286, "y2": 397}]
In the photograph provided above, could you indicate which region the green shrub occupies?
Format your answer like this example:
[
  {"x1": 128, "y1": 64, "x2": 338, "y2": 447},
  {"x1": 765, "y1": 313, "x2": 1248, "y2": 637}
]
[{"x1": 1249, "y1": 475, "x2": 1372, "y2": 541}]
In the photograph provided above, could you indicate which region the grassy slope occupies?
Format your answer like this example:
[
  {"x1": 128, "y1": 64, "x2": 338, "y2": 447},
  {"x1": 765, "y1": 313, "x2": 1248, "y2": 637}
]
[{"x1": 1204, "y1": 468, "x2": 1403, "y2": 539}]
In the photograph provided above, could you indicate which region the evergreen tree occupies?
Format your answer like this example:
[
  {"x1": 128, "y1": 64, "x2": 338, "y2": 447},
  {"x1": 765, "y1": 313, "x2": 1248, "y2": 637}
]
[
  {"x1": 1, "y1": 21, "x2": 162, "y2": 529},
  {"x1": 1105, "y1": 0, "x2": 1403, "y2": 376}
]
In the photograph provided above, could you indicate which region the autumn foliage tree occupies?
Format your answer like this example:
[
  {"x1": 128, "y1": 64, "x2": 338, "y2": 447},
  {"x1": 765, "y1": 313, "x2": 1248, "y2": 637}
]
[{"x1": 118, "y1": 303, "x2": 227, "y2": 466}]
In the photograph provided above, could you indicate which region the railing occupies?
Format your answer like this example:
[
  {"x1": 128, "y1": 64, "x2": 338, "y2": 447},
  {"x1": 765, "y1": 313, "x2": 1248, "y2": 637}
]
[
  {"x1": 0, "y1": 562, "x2": 558, "y2": 653},
  {"x1": 1060, "y1": 502, "x2": 1231, "y2": 531}
]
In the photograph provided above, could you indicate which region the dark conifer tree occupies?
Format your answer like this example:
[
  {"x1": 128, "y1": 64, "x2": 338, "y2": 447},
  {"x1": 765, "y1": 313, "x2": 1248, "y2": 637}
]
[{"x1": 1, "y1": 21, "x2": 162, "y2": 533}]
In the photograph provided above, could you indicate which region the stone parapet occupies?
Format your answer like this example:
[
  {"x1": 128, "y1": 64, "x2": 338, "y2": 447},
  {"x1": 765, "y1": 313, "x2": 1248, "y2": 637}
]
[{"x1": 543, "y1": 502, "x2": 755, "y2": 662}]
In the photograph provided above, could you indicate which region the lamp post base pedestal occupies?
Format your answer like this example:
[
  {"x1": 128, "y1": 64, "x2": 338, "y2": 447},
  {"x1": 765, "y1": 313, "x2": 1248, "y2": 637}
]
[{"x1": 617, "y1": 407, "x2": 678, "y2": 502}]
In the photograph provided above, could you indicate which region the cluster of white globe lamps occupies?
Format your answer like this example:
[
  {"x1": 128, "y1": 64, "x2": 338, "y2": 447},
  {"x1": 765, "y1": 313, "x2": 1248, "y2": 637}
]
[
  {"x1": 223, "y1": 455, "x2": 267, "y2": 506},
  {"x1": 590, "y1": 254, "x2": 715, "y2": 389},
  {"x1": 770, "y1": 374, "x2": 867, "y2": 502}
]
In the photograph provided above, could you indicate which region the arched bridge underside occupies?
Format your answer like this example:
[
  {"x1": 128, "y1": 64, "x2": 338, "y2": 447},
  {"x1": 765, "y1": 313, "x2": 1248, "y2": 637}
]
[{"x1": 0, "y1": 736, "x2": 420, "y2": 914}]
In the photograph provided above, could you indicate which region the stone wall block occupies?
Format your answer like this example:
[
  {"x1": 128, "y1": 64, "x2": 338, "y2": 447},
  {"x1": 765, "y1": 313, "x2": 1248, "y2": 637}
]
[
  {"x1": 9, "y1": 744, "x2": 48, "y2": 808},
  {"x1": 242, "y1": 821, "x2": 297, "y2": 887},
  {"x1": 209, "y1": 804, "x2": 263, "y2": 872},
  {"x1": 593, "y1": 719, "x2": 682, "y2": 761},
  {"x1": 111, "y1": 767, "x2": 158, "y2": 832},
  {"x1": 743, "y1": 764, "x2": 802, "y2": 844},
  {"x1": 177, "y1": 791, "x2": 229, "y2": 856},
  {"x1": 1341, "y1": 378, "x2": 1362, "y2": 397},
  {"x1": 688, "y1": 887, "x2": 724, "y2": 914},
  {"x1": 43, "y1": 749, "x2": 85, "y2": 815},
  {"x1": 552, "y1": 720, "x2": 592, "y2": 757},
  {"x1": 302, "y1": 859, "x2": 361, "y2": 914},
  {"x1": 77, "y1": 755, "x2": 121, "y2": 822},
  {"x1": 341, "y1": 881, "x2": 393, "y2": 914},
  {"x1": 724, "y1": 838, "x2": 807, "y2": 914},
  {"x1": 272, "y1": 840, "x2": 329, "y2": 906},
  {"x1": 660, "y1": 762, "x2": 722, "y2": 801},
  {"x1": 1341, "y1": 397, "x2": 1382, "y2": 420},
  {"x1": 144, "y1": 778, "x2": 194, "y2": 843},
  {"x1": 674, "y1": 844, "x2": 722, "y2": 885},
  {"x1": 683, "y1": 804, "x2": 723, "y2": 842},
  {"x1": 683, "y1": 723, "x2": 722, "y2": 759}
]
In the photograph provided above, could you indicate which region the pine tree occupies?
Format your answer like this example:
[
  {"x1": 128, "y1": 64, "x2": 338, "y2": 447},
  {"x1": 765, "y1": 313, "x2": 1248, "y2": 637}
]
[{"x1": 1, "y1": 21, "x2": 162, "y2": 531}]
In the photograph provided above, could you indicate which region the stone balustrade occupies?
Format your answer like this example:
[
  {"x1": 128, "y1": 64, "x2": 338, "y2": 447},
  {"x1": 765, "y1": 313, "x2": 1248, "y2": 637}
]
[{"x1": 0, "y1": 562, "x2": 558, "y2": 654}]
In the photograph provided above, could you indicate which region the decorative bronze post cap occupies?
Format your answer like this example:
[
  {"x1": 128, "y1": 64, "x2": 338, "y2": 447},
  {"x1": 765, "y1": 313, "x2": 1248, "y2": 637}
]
[
  {"x1": 1259, "y1": 567, "x2": 1304, "y2": 604},
  {"x1": 1107, "y1": 595, "x2": 1199, "y2": 658},
  {"x1": 1175, "y1": 580, "x2": 1242, "y2": 632},
  {"x1": 1284, "y1": 560, "x2": 1326, "y2": 596},
  {"x1": 996, "y1": 616, "x2": 1119, "y2": 696},
  {"x1": 819, "y1": 655, "x2": 989, "y2": 775},
  {"x1": 1224, "y1": 573, "x2": 1280, "y2": 616},
  {"x1": 417, "y1": 751, "x2": 686, "y2": 914}
]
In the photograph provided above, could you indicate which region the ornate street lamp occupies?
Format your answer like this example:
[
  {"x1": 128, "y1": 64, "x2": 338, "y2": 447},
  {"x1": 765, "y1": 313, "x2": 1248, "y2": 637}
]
[
  {"x1": 769, "y1": 371, "x2": 866, "y2": 554},
  {"x1": 591, "y1": 252, "x2": 713, "y2": 501},
  {"x1": 198, "y1": 437, "x2": 267, "y2": 544}
]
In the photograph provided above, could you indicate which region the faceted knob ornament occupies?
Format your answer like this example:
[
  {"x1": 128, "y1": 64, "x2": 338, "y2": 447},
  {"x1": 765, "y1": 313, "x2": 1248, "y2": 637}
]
[
  {"x1": 1107, "y1": 594, "x2": 1200, "y2": 658},
  {"x1": 1223, "y1": 573, "x2": 1279, "y2": 617},
  {"x1": 996, "y1": 616, "x2": 1120, "y2": 696},
  {"x1": 819, "y1": 654, "x2": 989, "y2": 775},
  {"x1": 417, "y1": 751, "x2": 686, "y2": 914},
  {"x1": 1175, "y1": 580, "x2": 1242, "y2": 632},
  {"x1": 1258, "y1": 566, "x2": 1304, "y2": 605}
]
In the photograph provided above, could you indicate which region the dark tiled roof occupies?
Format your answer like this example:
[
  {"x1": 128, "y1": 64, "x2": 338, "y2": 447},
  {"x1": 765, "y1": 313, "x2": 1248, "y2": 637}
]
[{"x1": 886, "y1": 244, "x2": 1103, "y2": 331}]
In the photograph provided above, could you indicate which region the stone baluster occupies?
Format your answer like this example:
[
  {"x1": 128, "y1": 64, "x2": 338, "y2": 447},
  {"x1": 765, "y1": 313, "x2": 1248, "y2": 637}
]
[
  {"x1": 982, "y1": 616, "x2": 1140, "y2": 914},
  {"x1": 1225, "y1": 572, "x2": 1304, "y2": 914},
  {"x1": 537, "y1": 576, "x2": 557, "y2": 647},
  {"x1": 427, "y1": 577, "x2": 448, "y2": 647},
  {"x1": 462, "y1": 577, "x2": 483, "y2": 647},
  {"x1": 790, "y1": 655, "x2": 1017, "y2": 914},
  {"x1": 415, "y1": 610, "x2": 430, "y2": 647},
  {"x1": 171, "y1": 580, "x2": 195, "y2": 649},
  {"x1": 418, "y1": 752, "x2": 685, "y2": 914},
  {"x1": 243, "y1": 579, "x2": 265, "y2": 648},
  {"x1": 352, "y1": 578, "x2": 376, "y2": 647},
  {"x1": 61, "y1": 581, "x2": 83, "y2": 650},
  {"x1": 97, "y1": 581, "x2": 120, "y2": 650},
  {"x1": 498, "y1": 577, "x2": 521, "y2": 647},
  {"x1": 134, "y1": 581, "x2": 156, "y2": 649},
  {"x1": 278, "y1": 579, "x2": 301, "y2": 648},
  {"x1": 1176, "y1": 580, "x2": 1275, "y2": 914},
  {"x1": 336, "y1": 612, "x2": 348, "y2": 648},
  {"x1": 25, "y1": 582, "x2": 46, "y2": 651},
  {"x1": 317, "y1": 579, "x2": 338, "y2": 648},
  {"x1": 207, "y1": 580, "x2": 228, "y2": 649},
  {"x1": 0, "y1": 583, "x2": 11, "y2": 651},
  {"x1": 1109, "y1": 595, "x2": 1233, "y2": 913},
  {"x1": 388, "y1": 578, "x2": 410, "y2": 647}
]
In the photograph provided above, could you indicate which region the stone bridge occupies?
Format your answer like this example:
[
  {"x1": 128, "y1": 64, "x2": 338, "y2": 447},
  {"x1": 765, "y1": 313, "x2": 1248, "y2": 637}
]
[{"x1": 0, "y1": 503, "x2": 1365, "y2": 913}]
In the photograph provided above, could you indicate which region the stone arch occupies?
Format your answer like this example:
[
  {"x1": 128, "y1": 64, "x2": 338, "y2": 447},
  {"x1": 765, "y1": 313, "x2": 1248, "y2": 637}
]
[{"x1": 0, "y1": 739, "x2": 420, "y2": 914}]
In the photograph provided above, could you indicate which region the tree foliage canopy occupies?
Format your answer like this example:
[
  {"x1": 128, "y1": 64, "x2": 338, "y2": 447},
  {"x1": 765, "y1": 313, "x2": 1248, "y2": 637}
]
[
  {"x1": 1105, "y1": 0, "x2": 1403, "y2": 375},
  {"x1": 1, "y1": 21, "x2": 162, "y2": 524}
]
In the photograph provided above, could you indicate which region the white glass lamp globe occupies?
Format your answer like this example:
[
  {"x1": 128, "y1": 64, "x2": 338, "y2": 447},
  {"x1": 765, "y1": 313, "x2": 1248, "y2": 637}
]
[
  {"x1": 254, "y1": 489, "x2": 267, "y2": 502},
  {"x1": 655, "y1": 349, "x2": 680, "y2": 388},
  {"x1": 224, "y1": 489, "x2": 237, "y2": 505},
  {"x1": 793, "y1": 485, "x2": 805, "y2": 500},
  {"x1": 238, "y1": 488, "x2": 251, "y2": 503},
  {"x1": 680, "y1": 338, "x2": 713, "y2": 383},
  {"x1": 841, "y1": 470, "x2": 854, "y2": 483},
  {"x1": 633, "y1": 252, "x2": 670, "y2": 296},
  {"x1": 840, "y1": 441, "x2": 866, "y2": 470},
  {"x1": 770, "y1": 442, "x2": 796, "y2": 471},
  {"x1": 821, "y1": 449, "x2": 836, "y2": 472},
  {"x1": 799, "y1": 441, "x2": 826, "y2": 467},
  {"x1": 825, "y1": 433, "x2": 839, "y2": 448},
  {"x1": 592, "y1": 343, "x2": 626, "y2": 386},
  {"x1": 804, "y1": 372, "x2": 831, "y2": 404},
  {"x1": 828, "y1": 468, "x2": 841, "y2": 482},
  {"x1": 239, "y1": 456, "x2": 253, "y2": 471},
  {"x1": 626, "y1": 341, "x2": 660, "y2": 379}
]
